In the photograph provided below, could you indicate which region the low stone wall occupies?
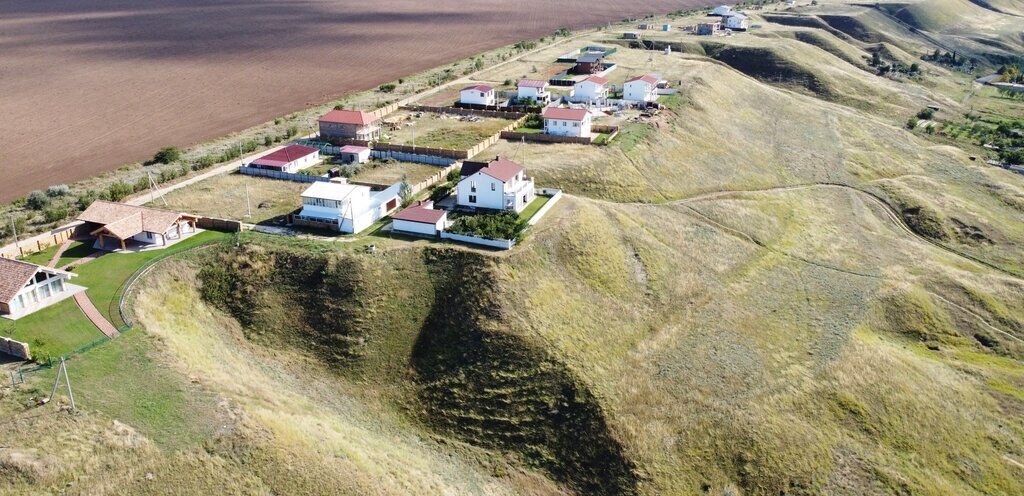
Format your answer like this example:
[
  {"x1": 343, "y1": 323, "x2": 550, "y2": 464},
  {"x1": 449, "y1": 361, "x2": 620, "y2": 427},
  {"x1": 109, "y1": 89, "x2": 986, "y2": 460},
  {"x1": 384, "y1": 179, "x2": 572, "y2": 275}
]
[
  {"x1": 528, "y1": 189, "x2": 564, "y2": 226},
  {"x1": 0, "y1": 222, "x2": 84, "y2": 260},
  {"x1": 0, "y1": 337, "x2": 31, "y2": 360},
  {"x1": 197, "y1": 217, "x2": 243, "y2": 233}
]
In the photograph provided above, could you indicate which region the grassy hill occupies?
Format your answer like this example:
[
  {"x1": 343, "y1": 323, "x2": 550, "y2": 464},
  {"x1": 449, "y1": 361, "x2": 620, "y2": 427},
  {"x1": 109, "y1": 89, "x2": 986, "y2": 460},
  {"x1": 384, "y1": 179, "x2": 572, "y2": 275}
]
[{"x1": 2, "y1": 3, "x2": 1024, "y2": 495}]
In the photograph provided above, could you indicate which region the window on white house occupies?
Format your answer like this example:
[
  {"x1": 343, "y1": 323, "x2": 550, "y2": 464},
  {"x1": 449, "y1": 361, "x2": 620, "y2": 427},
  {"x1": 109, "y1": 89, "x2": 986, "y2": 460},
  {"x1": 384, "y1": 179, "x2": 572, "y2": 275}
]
[
  {"x1": 39, "y1": 284, "x2": 51, "y2": 299},
  {"x1": 574, "y1": 122, "x2": 579, "y2": 127},
  {"x1": 491, "y1": 183, "x2": 496, "y2": 191},
  {"x1": 469, "y1": 195, "x2": 477, "y2": 203}
]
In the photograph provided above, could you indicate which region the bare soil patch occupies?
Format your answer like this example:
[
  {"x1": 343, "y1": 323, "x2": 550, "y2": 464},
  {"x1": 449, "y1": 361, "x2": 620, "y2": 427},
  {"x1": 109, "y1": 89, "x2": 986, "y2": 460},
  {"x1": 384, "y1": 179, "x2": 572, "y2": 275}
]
[{"x1": 0, "y1": 0, "x2": 715, "y2": 202}]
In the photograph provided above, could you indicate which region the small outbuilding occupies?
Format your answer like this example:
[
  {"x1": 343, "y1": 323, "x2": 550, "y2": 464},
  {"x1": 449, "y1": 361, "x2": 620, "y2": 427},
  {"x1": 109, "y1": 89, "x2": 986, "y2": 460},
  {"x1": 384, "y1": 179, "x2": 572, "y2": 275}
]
[
  {"x1": 722, "y1": 12, "x2": 749, "y2": 30},
  {"x1": 697, "y1": 22, "x2": 721, "y2": 35},
  {"x1": 711, "y1": 5, "x2": 733, "y2": 16},
  {"x1": 391, "y1": 200, "x2": 448, "y2": 237},
  {"x1": 623, "y1": 32, "x2": 641, "y2": 40},
  {"x1": 338, "y1": 145, "x2": 371, "y2": 164}
]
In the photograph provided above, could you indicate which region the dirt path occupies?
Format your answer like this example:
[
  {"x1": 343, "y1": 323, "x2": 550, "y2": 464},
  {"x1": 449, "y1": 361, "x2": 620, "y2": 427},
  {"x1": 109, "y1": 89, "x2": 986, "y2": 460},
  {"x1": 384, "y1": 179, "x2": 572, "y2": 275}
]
[{"x1": 73, "y1": 292, "x2": 120, "y2": 339}]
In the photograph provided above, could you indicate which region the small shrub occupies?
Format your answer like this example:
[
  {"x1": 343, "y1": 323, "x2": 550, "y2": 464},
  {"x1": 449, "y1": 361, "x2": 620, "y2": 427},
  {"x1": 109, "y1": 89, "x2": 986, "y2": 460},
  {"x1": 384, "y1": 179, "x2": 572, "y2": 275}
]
[
  {"x1": 264, "y1": 136, "x2": 274, "y2": 147},
  {"x1": 274, "y1": 117, "x2": 283, "y2": 125},
  {"x1": 916, "y1": 108, "x2": 935, "y2": 120},
  {"x1": 378, "y1": 83, "x2": 397, "y2": 93},
  {"x1": 43, "y1": 206, "x2": 69, "y2": 223},
  {"x1": 107, "y1": 181, "x2": 134, "y2": 201},
  {"x1": 26, "y1": 190, "x2": 50, "y2": 210},
  {"x1": 76, "y1": 191, "x2": 99, "y2": 210},
  {"x1": 906, "y1": 117, "x2": 919, "y2": 129},
  {"x1": 286, "y1": 126, "x2": 299, "y2": 138},
  {"x1": 46, "y1": 184, "x2": 71, "y2": 197},
  {"x1": 448, "y1": 211, "x2": 528, "y2": 241}
]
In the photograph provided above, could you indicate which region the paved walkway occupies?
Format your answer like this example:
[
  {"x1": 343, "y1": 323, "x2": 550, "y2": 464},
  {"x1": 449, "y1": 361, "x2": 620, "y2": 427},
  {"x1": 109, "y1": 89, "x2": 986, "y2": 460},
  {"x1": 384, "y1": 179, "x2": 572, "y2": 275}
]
[
  {"x1": 73, "y1": 292, "x2": 120, "y2": 338},
  {"x1": 46, "y1": 239, "x2": 73, "y2": 267}
]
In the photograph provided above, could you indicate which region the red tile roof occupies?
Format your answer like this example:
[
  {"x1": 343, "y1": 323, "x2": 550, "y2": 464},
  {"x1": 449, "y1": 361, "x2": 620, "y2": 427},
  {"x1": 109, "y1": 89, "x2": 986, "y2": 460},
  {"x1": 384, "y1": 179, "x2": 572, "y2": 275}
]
[
  {"x1": 250, "y1": 144, "x2": 319, "y2": 168},
  {"x1": 0, "y1": 257, "x2": 41, "y2": 304},
  {"x1": 626, "y1": 74, "x2": 659, "y2": 84},
  {"x1": 543, "y1": 107, "x2": 590, "y2": 121},
  {"x1": 393, "y1": 201, "x2": 447, "y2": 224},
  {"x1": 579, "y1": 75, "x2": 608, "y2": 85},
  {"x1": 320, "y1": 109, "x2": 378, "y2": 126},
  {"x1": 479, "y1": 158, "x2": 525, "y2": 183},
  {"x1": 518, "y1": 79, "x2": 547, "y2": 88},
  {"x1": 339, "y1": 145, "x2": 370, "y2": 154},
  {"x1": 462, "y1": 84, "x2": 494, "y2": 93}
]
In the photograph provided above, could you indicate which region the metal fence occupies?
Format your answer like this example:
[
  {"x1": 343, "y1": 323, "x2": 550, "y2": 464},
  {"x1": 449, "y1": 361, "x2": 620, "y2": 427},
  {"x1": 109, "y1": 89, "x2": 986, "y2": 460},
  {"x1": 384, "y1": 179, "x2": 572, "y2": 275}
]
[{"x1": 239, "y1": 166, "x2": 330, "y2": 183}]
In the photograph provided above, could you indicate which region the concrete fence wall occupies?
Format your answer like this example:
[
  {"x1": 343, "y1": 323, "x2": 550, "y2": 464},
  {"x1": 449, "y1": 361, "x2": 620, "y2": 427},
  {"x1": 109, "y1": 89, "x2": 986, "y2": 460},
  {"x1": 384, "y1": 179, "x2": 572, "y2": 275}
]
[
  {"x1": 0, "y1": 337, "x2": 31, "y2": 360},
  {"x1": 402, "y1": 105, "x2": 527, "y2": 120},
  {"x1": 529, "y1": 189, "x2": 564, "y2": 226},
  {"x1": 197, "y1": 217, "x2": 244, "y2": 233},
  {"x1": 500, "y1": 131, "x2": 593, "y2": 144},
  {"x1": 409, "y1": 163, "x2": 462, "y2": 195},
  {"x1": 239, "y1": 166, "x2": 330, "y2": 183},
  {"x1": 439, "y1": 231, "x2": 515, "y2": 250},
  {"x1": 370, "y1": 150, "x2": 456, "y2": 166}
]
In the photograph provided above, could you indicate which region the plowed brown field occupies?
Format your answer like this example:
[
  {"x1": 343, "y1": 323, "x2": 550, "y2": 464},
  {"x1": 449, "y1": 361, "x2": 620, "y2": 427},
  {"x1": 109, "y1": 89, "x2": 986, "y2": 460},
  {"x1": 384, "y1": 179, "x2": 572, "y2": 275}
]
[{"x1": 0, "y1": 0, "x2": 713, "y2": 202}]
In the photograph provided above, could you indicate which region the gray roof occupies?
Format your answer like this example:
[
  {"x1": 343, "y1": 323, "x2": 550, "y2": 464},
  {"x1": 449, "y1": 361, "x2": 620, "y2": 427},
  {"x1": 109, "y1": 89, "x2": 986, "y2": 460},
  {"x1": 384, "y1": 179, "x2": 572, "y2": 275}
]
[{"x1": 577, "y1": 53, "x2": 604, "y2": 63}]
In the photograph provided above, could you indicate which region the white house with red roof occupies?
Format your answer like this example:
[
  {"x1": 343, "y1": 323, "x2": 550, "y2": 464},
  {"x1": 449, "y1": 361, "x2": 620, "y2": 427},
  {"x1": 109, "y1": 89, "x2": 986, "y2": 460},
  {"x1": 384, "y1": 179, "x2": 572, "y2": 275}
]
[
  {"x1": 319, "y1": 109, "x2": 381, "y2": 142},
  {"x1": 517, "y1": 79, "x2": 550, "y2": 104},
  {"x1": 460, "y1": 84, "x2": 496, "y2": 106},
  {"x1": 391, "y1": 200, "x2": 449, "y2": 237},
  {"x1": 542, "y1": 107, "x2": 592, "y2": 138},
  {"x1": 456, "y1": 157, "x2": 535, "y2": 213},
  {"x1": 571, "y1": 75, "x2": 610, "y2": 103},
  {"x1": 0, "y1": 258, "x2": 83, "y2": 319},
  {"x1": 623, "y1": 74, "x2": 661, "y2": 104},
  {"x1": 248, "y1": 144, "x2": 320, "y2": 173}
]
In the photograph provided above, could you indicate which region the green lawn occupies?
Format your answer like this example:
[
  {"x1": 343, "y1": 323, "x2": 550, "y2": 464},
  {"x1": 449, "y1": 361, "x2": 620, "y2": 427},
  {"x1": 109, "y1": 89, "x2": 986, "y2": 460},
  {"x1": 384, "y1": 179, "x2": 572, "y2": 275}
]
[
  {"x1": 71, "y1": 230, "x2": 230, "y2": 328},
  {"x1": 19, "y1": 240, "x2": 93, "y2": 268},
  {"x1": 513, "y1": 127, "x2": 544, "y2": 134},
  {"x1": 519, "y1": 194, "x2": 551, "y2": 221},
  {"x1": 2, "y1": 298, "x2": 104, "y2": 359}
]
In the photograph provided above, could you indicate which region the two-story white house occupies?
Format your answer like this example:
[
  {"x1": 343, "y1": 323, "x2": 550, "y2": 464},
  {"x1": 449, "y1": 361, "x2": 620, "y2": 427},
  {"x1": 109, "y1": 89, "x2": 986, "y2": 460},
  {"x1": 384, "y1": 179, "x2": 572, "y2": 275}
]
[
  {"x1": 459, "y1": 84, "x2": 496, "y2": 106},
  {"x1": 0, "y1": 258, "x2": 83, "y2": 319},
  {"x1": 542, "y1": 107, "x2": 592, "y2": 138},
  {"x1": 294, "y1": 181, "x2": 401, "y2": 234},
  {"x1": 516, "y1": 79, "x2": 550, "y2": 104},
  {"x1": 623, "y1": 74, "x2": 660, "y2": 104},
  {"x1": 570, "y1": 76, "x2": 610, "y2": 104},
  {"x1": 456, "y1": 158, "x2": 535, "y2": 213},
  {"x1": 723, "y1": 12, "x2": 749, "y2": 30}
]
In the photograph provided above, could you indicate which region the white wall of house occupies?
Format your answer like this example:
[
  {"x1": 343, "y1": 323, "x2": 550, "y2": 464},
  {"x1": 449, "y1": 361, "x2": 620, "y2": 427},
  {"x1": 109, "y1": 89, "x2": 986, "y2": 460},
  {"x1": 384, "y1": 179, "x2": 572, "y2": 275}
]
[
  {"x1": 623, "y1": 81, "x2": 658, "y2": 103},
  {"x1": 544, "y1": 115, "x2": 592, "y2": 137},
  {"x1": 5, "y1": 271, "x2": 74, "y2": 317},
  {"x1": 460, "y1": 88, "x2": 496, "y2": 106},
  {"x1": 456, "y1": 171, "x2": 536, "y2": 213},
  {"x1": 298, "y1": 184, "x2": 400, "y2": 234},
  {"x1": 284, "y1": 151, "x2": 320, "y2": 173},
  {"x1": 571, "y1": 81, "x2": 608, "y2": 103},
  {"x1": 341, "y1": 149, "x2": 371, "y2": 164},
  {"x1": 517, "y1": 86, "x2": 549, "y2": 103},
  {"x1": 723, "y1": 15, "x2": 748, "y2": 30},
  {"x1": 393, "y1": 218, "x2": 445, "y2": 236}
]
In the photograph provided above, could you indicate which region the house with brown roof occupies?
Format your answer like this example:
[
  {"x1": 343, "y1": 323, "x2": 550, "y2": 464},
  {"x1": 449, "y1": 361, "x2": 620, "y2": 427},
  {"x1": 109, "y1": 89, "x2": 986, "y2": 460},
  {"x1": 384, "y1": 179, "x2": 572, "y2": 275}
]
[
  {"x1": 571, "y1": 75, "x2": 610, "y2": 103},
  {"x1": 0, "y1": 258, "x2": 82, "y2": 319},
  {"x1": 573, "y1": 52, "x2": 606, "y2": 75},
  {"x1": 456, "y1": 157, "x2": 535, "y2": 213},
  {"x1": 623, "y1": 74, "x2": 661, "y2": 104},
  {"x1": 517, "y1": 79, "x2": 550, "y2": 104},
  {"x1": 76, "y1": 201, "x2": 201, "y2": 252},
  {"x1": 391, "y1": 200, "x2": 448, "y2": 237},
  {"x1": 319, "y1": 109, "x2": 381, "y2": 143}
]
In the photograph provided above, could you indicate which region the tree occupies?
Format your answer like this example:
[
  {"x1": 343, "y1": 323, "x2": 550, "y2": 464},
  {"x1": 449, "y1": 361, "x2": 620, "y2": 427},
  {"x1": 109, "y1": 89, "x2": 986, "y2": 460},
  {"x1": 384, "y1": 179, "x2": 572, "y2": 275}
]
[
  {"x1": 152, "y1": 146, "x2": 182, "y2": 164},
  {"x1": 399, "y1": 174, "x2": 414, "y2": 206},
  {"x1": 106, "y1": 181, "x2": 133, "y2": 202},
  {"x1": 871, "y1": 52, "x2": 881, "y2": 67},
  {"x1": 909, "y1": 62, "x2": 920, "y2": 74}
]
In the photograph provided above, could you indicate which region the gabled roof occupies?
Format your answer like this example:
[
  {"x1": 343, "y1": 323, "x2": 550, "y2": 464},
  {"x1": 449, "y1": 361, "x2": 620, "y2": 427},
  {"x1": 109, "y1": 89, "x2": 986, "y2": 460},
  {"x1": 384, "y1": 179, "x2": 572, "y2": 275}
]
[
  {"x1": 723, "y1": 12, "x2": 747, "y2": 19},
  {"x1": 626, "y1": 74, "x2": 659, "y2": 84},
  {"x1": 477, "y1": 158, "x2": 525, "y2": 183},
  {"x1": 300, "y1": 181, "x2": 368, "y2": 202},
  {"x1": 518, "y1": 79, "x2": 548, "y2": 89},
  {"x1": 78, "y1": 201, "x2": 195, "y2": 240},
  {"x1": 393, "y1": 201, "x2": 447, "y2": 224},
  {"x1": 0, "y1": 258, "x2": 43, "y2": 304},
  {"x1": 577, "y1": 53, "x2": 605, "y2": 63},
  {"x1": 462, "y1": 84, "x2": 494, "y2": 93},
  {"x1": 577, "y1": 75, "x2": 609, "y2": 86},
  {"x1": 320, "y1": 109, "x2": 378, "y2": 126},
  {"x1": 459, "y1": 160, "x2": 490, "y2": 178},
  {"x1": 543, "y1": 107, "x2": 590, "y2": 121},
  {"x1": 250, "y1": 144, "x2": 319, "y2": 168}
]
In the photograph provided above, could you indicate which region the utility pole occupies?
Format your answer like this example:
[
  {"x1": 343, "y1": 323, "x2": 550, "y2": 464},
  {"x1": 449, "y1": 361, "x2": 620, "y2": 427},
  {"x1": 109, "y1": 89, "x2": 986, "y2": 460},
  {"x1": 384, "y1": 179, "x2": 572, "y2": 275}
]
[
  {"x1": 245, "y1": 184, "x2": 252, "y2": 219},
  {"x1": 48, "y1": 356, "x2": 76, "y2": 412},
  {"x1": 9, "y1": 214, "x2": 21, "y2": 254}
]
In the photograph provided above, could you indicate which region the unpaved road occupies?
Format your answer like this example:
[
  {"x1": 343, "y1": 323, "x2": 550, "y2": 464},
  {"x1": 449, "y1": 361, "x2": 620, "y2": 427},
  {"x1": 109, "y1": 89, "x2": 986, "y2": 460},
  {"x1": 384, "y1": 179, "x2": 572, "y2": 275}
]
[{"x1": 0, "y1": 0, "x2": 717, "y2": 202}]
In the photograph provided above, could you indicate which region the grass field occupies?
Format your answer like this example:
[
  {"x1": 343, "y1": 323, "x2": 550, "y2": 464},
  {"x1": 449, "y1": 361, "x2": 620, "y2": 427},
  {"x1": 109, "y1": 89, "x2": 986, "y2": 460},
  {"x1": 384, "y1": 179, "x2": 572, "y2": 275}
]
[
  {"x1": 2, "y1": 298, "x2": 103, "y2": 359},
  {"x1": 519, "y1": 194, "x2": 550, "y2": 221},
  {"x1": 71, "y1": 230, "x2": 230, "y2": 327},
  {"x1": 349, "y1": 160, "x2": 446, "y2": 187},
  {"x1": 150, "y1": 173, "x2": 307, "y2": 223},
  {"x1": 383, "y1": 110, "x2": 515, "y2": 150}
]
